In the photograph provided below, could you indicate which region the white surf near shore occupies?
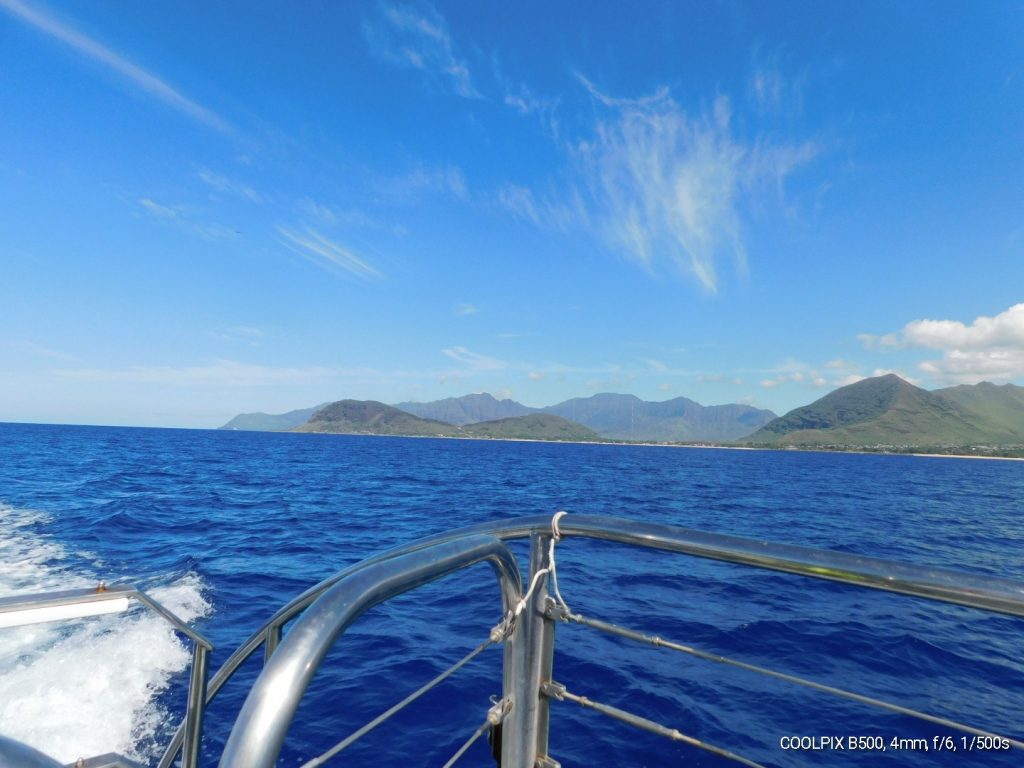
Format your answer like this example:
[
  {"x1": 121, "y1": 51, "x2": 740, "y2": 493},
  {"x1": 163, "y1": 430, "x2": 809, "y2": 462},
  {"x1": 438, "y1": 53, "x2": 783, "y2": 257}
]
[{"x1": 0, "y1": 503, "x2": 211, "y2": 764}]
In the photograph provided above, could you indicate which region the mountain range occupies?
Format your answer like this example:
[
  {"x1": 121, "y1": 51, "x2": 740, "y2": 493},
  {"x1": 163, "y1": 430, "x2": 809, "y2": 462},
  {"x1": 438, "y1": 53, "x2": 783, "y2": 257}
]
[
  {"x1": 220, "y1": 403, "x2": 329, "y2": 432},
  {"x1": 294, "y1": 400, "x2": 598, "y2": 441},
  {"x1": 747, "y1": 374, "x2": 1024, "y2": 447},
  {"x1": 223, "y1": 392, "x2": 777, "y2": 441},
  {"x1": 218, "y1": 377, "x2": 1024, "y2": 451}
]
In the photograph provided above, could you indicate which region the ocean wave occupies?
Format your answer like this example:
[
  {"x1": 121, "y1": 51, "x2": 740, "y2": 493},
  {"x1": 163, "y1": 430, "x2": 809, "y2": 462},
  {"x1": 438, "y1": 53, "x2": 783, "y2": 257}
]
[{"x1": 0, "y1": 503, "x2": 211, "y2": 765}]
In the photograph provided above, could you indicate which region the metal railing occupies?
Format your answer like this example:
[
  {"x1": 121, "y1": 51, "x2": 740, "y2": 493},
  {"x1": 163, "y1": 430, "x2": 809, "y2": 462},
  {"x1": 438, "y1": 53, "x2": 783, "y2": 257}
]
[
  {"x1": 5, "y1": 515, "x2": 1020, "y2": 767},
  {"x1": 165, "y1": 514, "x2": 1024, "y2": 767}
]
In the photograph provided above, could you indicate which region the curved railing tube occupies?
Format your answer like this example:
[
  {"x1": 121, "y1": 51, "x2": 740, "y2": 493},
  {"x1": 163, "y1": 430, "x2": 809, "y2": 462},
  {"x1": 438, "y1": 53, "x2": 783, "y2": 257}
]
[
  {"x1": 160, "y1": 514, "x2": 1024, "y2": 767},
  {"x1": 218, "y1": 534, "x2": 521, "y2": 768}
]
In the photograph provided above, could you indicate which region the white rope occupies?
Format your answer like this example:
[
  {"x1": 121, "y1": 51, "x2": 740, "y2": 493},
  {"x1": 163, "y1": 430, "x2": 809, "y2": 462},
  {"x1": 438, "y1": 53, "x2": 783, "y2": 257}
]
[
  {"x1": 548, "y1": 510, "x2": 570, "y2": 614},
  {"x1": 507, "y1": 511, "x2": 571, "y2": 625}
]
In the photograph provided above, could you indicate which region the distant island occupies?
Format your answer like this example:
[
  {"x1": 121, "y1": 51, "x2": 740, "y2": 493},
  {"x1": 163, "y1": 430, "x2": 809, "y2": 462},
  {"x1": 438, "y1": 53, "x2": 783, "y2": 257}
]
[
  {"x1": 219, "y1": 376, "x2": 1024, "y2": 457},
  {"x1": 295, "y1": 400, "x2": 599, "y2": 441},
  {"x1": 221, "y1": 391, "x2": 776, "y2": 443}
]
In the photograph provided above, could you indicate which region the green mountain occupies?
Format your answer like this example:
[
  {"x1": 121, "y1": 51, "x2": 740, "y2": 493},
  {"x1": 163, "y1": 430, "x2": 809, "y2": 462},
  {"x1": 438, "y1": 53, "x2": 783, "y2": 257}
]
[
  {"x1": 292, "y1": 400, "x2": 597, "y2": 441},
  {"x1": 543, "y1": 393, "x2": 776, "y2": 441},
  {"x1": 220, "y1": 403, "x2": 329, "y2": 431},
  {"x1": 748, "y1": 374, "x2": 1024, "y2": 447},
  {"x1": 226, "y1": 391, "x2": 774, "y2": 440},
  {"x1": 294, "y1": 400, "x2": 457, "y2": 436},
  {"x1": 395, "y1": 392, "x2": 534, "y2": 425},
  {"x1": 461, "y1": 413, "x2": 598, "y2": 441},
  {"x1": 933, "y1": 382, "x2": 1024, "y2": 441}
]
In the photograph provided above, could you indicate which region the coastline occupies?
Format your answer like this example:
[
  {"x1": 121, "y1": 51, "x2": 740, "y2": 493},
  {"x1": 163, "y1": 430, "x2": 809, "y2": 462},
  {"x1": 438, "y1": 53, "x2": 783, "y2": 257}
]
[{"x1": 292, "y1": 429, "x2": 1024, "y2": 461}]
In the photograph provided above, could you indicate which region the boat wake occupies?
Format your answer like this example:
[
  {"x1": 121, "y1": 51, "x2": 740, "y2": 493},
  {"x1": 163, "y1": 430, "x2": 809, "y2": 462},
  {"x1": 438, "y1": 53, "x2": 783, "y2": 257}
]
[{"x1": 0, "y1": 503, "x2": 210, "y2": 764}]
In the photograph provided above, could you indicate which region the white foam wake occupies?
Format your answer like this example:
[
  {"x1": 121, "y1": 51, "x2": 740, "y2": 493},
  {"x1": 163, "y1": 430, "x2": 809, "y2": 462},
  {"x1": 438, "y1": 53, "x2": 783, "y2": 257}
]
[{"x1": 0, "y1": 504, "x2": 212, "y2": 765}]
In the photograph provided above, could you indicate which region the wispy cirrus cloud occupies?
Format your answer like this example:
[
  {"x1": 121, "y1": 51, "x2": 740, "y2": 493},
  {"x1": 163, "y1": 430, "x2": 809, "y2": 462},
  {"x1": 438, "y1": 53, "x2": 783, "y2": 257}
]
[
  {"x1": 0, "y1": 0, "x2": 230, "y2": 133},
  {"x1": 441, "y1": 346, "x2": 507, "y2": 371},
  {"x1": 498, "y1": 74, "x2": 818, "y2": 293},
  {"x1": 575, "y1": 78, "x2": 819, "y2": 292},
  {"x1": 277, "y1": 226, "x2": 383, "y2": 280},
  {"x1": 377, "y1": 164, "x2": 467, "y2": 202},
  {"x1": 496, "y1": 183, "x2": 584, "y2": 232},
  {"x1": 138, "y1": 197, "x2": 182, "y2": 219},
  {"x1": 503, "y1": 82, "x2": 561, "y2": 138},
  {"x1": 198, "y1": 169, "x2": 264, "y2": 203},
  {"x1": 860, "y1": 304, "x2": 1024, "y2": 384},
  {"x1": 363, "y1": 1, "x2": 479, "y2": 98},
  {"x1": 454, "y1": 303, "x2": 478, "y2": 316},
  {"x1": 137, "y1": 197, "x2": 237, "y2": 241}
]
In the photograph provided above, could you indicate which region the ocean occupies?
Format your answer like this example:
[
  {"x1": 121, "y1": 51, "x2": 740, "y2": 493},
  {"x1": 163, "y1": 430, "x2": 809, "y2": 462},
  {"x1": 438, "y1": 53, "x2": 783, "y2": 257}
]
[{"x1": 0, "y1": 422, "x2": 1021, "y2": 767}]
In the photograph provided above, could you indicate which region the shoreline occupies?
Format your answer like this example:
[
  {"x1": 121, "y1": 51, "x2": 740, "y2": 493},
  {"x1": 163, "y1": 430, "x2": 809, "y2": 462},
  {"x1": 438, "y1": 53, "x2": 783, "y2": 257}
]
[{"x1": 293, "y1": 429, "x2": 1024, "y2": 461}]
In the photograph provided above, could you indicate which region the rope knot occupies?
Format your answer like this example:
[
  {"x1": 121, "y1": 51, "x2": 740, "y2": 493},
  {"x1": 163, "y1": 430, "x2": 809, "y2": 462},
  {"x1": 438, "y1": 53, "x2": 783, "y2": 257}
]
[{"x1": 551, "y1": 510, "x2": 567, "y2": 542}]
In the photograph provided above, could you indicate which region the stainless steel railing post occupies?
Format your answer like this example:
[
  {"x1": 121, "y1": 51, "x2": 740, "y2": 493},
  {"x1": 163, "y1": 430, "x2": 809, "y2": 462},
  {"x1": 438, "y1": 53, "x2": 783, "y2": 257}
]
[
  {"x1": 218, "y1": 535, "x2": 521, "y2": 768},
  {"x1": 182, "y1": 641, "x2": 209, "y2": 768},
  {"x1": 502, "y1": 533, "x2": 558, "y2": 768},
  {"x1": 264, "y1": 622, "x2": 281, "y2": 662}
]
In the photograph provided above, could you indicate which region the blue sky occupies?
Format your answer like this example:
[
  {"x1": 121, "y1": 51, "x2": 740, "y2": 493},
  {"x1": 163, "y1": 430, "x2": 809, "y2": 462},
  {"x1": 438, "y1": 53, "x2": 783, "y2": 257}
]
[{"x1": 2, "y1": 0, "x2": 1023, "y2": 428}]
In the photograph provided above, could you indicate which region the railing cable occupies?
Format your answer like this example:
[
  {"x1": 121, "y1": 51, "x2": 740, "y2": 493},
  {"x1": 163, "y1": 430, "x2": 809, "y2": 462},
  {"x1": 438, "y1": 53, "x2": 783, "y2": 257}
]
[
  {"x1": 554, "y1": 607, "x2": 1024, "y2": 751},
  {"x1": 440, "y1": 697, "x2": 511, "y2": 768},
  {"x1": 298, "y1": 622, "x2": 506, "y2": 768},
  {"x1": 542, "y1": 680, "x2": 767, "y2": 768}
]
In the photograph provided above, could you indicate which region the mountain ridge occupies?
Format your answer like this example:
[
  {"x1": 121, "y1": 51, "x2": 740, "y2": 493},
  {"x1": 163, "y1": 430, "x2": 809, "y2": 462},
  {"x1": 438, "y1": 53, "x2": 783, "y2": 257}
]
[
  {"x1": 391, "y1": 391, "x2": 776, "y2": 441},
  {"x1": 219, "y1": 378, "x2": 1024, "y2": 450},
  {"x1": 748, "y1": 375, "x2": 1024, "y2": 446},
  {"x1": 292, "y1": 400, "x2": 598, "y2": 441}
]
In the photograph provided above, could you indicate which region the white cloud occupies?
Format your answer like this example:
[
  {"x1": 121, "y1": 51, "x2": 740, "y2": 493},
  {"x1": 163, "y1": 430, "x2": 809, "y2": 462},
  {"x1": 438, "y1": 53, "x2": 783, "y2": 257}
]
[
  {"x1": 503, "y1": 83, "x2": 561, "y2": 137},
  {"x1": 441, "y1": 346, "x2": 507, "y2": 371},
  {"x1": 0, "y1": 0, "x2": 230, "y2": 133},
  {"x1": 863, "y1": 304, "x2": 1024, "y2": 384},
  {"x1": 527, "y1": 371, "x2": 545, "y2": 381},
  {"x1": 919, "y1": 350, "x2": 1024, "y2": 383},
  {"x1": 871, "y1": 368, "x2": 920, "y2": 385},
  {"x1": 378, "y1": 164, "x2": 467, "y2": 201},
  {"x1": 857, "y1": 332, "x2": 900, "y2": 350},
  {"x1": 137, "y1": 197, "x2": 237, "y2": 241},
  {"x1": 574, "y1": 80, "x2": 818, "y2": 292},
  {"x1": 759, "y1": 369, "x2": 811, "y2": 389},
  {"x1": 752, "y1": 69, "x2": 783, "y2": 112},
  {"x1": 903, "y1": 304, "x2": 1024, "y2": 351},
  {"x1": 198, "y1": 169, "x2": 264, "y2": 203},
  {"x1": 454, "y1": 303, "x2": 478, "y2": 316},
  {"x1": 641, "y1": 358, "x2": 668, "y2": 372},
  {"x1": 496, "y1": 184, "x2": 583, "y2": 231},
  {"x1": 363, "y1": 2, "x2": 479, "y2": 98},
  {"x1": 277, "y1": 226, "x2": 382, "y2": 279},
  {"x1": 834, "y1": 374, "x2": 866, "y2": 387},
  {"x1": 138, "y1": 197, "x2": 182, "y2": 219}
]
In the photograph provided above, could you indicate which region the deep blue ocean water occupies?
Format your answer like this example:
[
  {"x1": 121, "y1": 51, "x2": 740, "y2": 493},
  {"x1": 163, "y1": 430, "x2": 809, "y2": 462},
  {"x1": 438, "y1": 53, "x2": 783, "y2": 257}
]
[{"x1": 0, "y1": 422, "x2": 1022, "y2": 767}]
